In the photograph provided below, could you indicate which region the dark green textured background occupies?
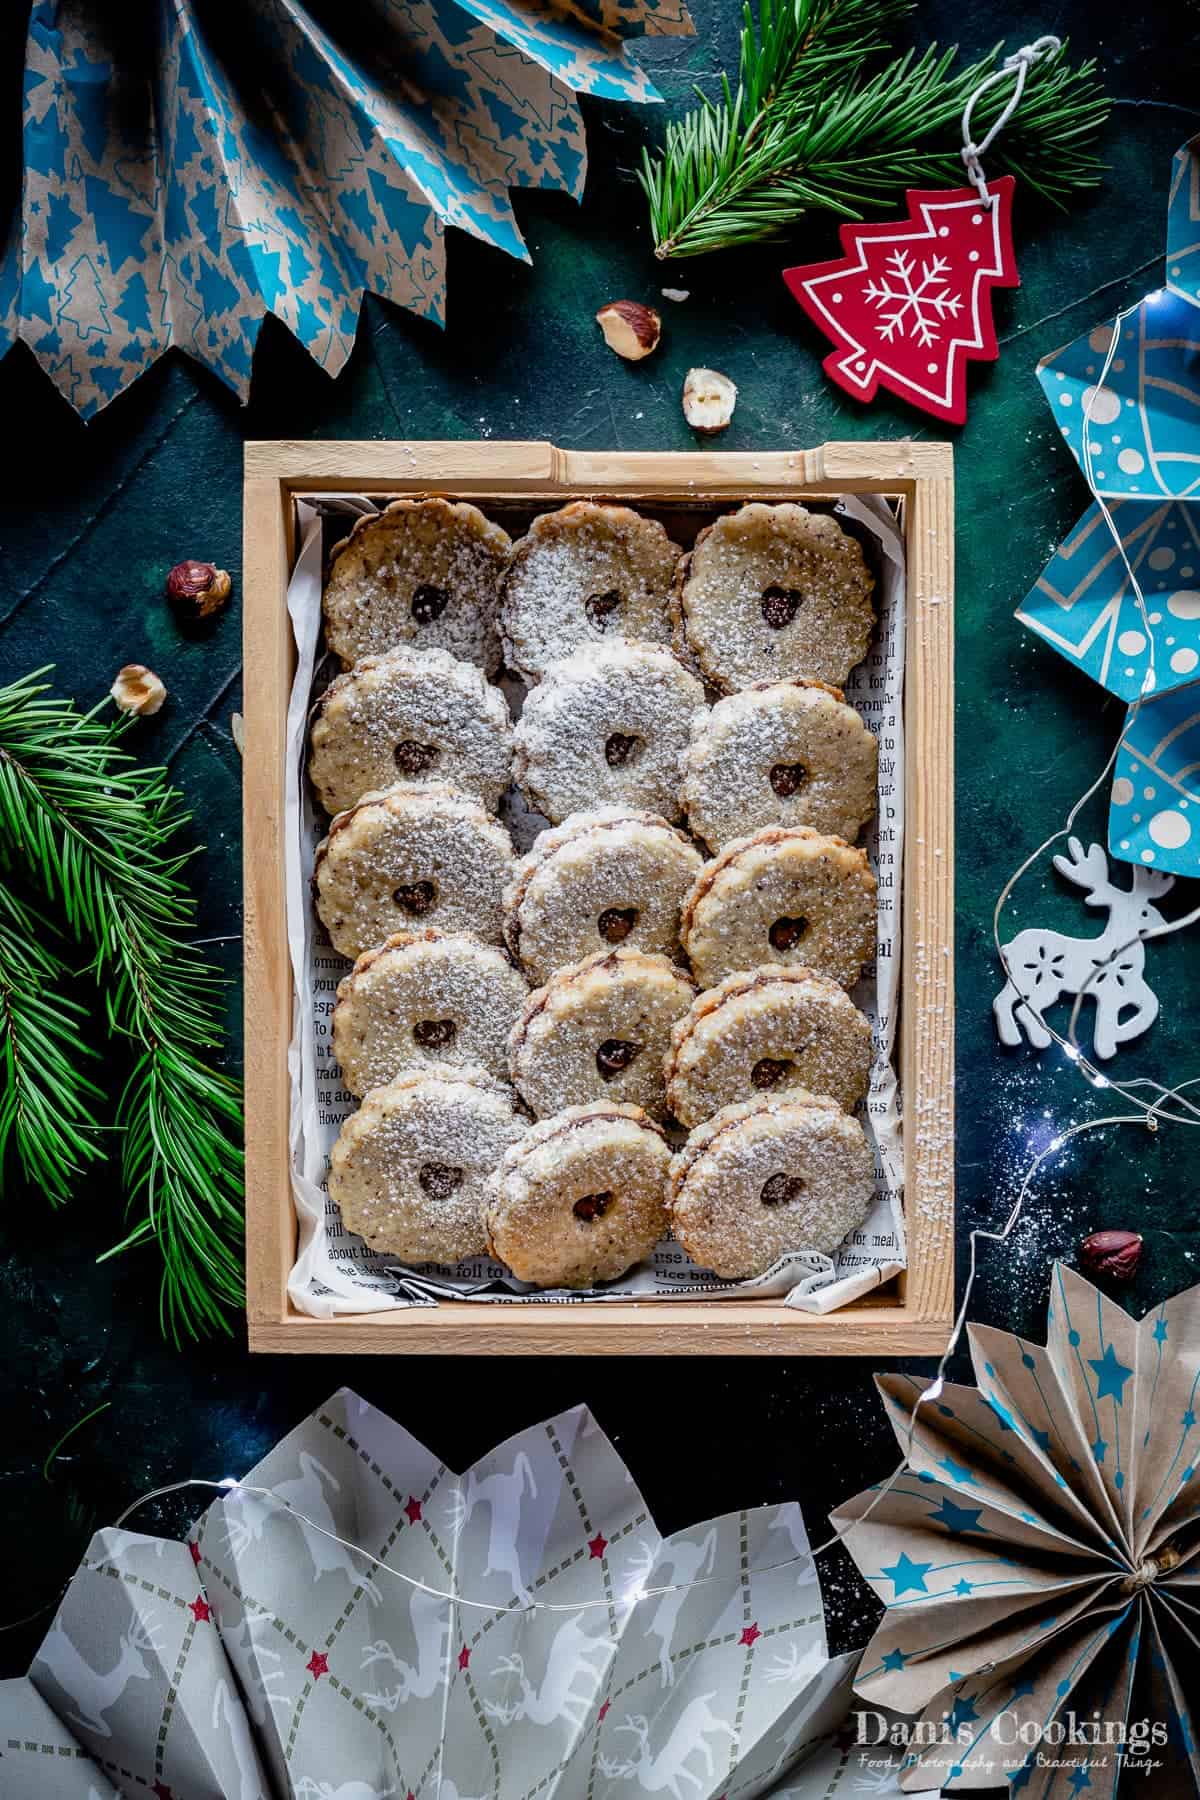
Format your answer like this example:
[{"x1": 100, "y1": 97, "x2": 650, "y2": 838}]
[{"x1": 1, "y1": 0, "x2": 1198, "y2": 1676}]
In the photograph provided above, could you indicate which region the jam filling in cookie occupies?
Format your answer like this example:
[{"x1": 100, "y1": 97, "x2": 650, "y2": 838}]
[
  {"x1": 484, "y1": 1102, "x2": 672, "y2": 1288},
  {"x1": 502, "y1": 806, "x2": 702, "y2": 984}
]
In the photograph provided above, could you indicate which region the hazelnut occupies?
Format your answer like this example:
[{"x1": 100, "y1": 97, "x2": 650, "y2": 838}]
[
  {"x1": 111, "y1": 664, "x2": 167, "y2": 716},
  {"x1": 166, "y1": 560, "x2": 232, "y2": 622},
  {"x1": 1079, "y1": 1229, "x2": 1143, "y2": 1284},
  {"x1": 682, "y1": 366, "x2": 737, "y2": 433},
  {"x1": 596, "y1": 301, "x2": 662, "y2": 362}
]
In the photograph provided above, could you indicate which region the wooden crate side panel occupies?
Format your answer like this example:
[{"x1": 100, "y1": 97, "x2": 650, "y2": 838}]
[
  {"x1": 243, "y1": 473, "x2": 295, "y2": 1326},
  {"x1": 901, "y1": 467, "x2": 956, "y2": 1327}
]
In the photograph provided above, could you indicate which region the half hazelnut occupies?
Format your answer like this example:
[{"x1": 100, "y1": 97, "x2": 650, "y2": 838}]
[{"x1": 596, "y1": 301, "x2": 662, "y2": 362}]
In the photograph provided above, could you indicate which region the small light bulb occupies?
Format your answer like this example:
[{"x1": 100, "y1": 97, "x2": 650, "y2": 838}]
[
  {"x1": 218, "y1": 1476, "x2": 240, "y2": 1490},
  {"x1": 1063, "y1": 1044, "x2": 1080, "y2": 1062},
  {"x1": 1092, "y1": 1073, "x2": 1110, "y2": 1090},
  {"x1": 1048, "y1": 1136, "x2": 1064, "y2": 1154}
]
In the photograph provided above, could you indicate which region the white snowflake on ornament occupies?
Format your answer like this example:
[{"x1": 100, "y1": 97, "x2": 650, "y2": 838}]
[
  {"x1": 993, "y1": 837, "x2": 1172, "y2": 1058},
  {"x1": 863, "y1": 250, "x2": 964, "y2": 346}
]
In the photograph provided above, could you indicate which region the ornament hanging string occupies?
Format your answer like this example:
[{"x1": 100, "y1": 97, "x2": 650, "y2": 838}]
[{"x1": 960, "y1": 36, "x2": 1063, "y2": 205}]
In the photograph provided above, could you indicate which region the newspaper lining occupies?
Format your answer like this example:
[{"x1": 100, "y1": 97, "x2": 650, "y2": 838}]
[{"x1": 283, "y1": 491, "x2": 908, "y2": 1318}]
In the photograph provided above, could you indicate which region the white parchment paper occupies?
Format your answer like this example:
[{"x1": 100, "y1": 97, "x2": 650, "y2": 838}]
[{"x1": 282, "y1": 491, "x2": 907, "y2": 1318}]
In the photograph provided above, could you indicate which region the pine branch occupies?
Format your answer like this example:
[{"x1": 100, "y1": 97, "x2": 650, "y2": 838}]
[
  {"x1": 641, "y1": 8, "x2": 1110, "y2": 260},
  {"x1": 0, "y1": 884, "x2": 105, "y2": 1206},
  {"x1": 0, "y1": 668, "x2": 243, "y2": 1341}
]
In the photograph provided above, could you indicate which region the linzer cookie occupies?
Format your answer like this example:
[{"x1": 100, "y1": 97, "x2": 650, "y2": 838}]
[
  {"x1": 333, "y1": 929, "x2": 528, "y2": 1096},
  {"x1": 500, "y1": 502, "x2": 682, "y2": 681},
  {"x1": 509, "y1": 948, "x2": 696, "y2": 1120},
  {"x1": 328, "y1": 1064, "x2": 525, "y2": 1264},
  {"x1": 309, "y1": 644, "x2": 513, "y2": 815},
  {"x1": 681, "y1": 679, "x2": 877, "y2": 850},
  {"x1": 323, "y1": 497, "x2": 511, "y2": 673},
  {"x1": 681, "y1": 826, "x2": 876, "y2": 991},
  {"x1": 503, "y1": 806, "x2": 703, "y2": 984},
  {"x1": 664, "y1": 965, "x2": 872, "y2": 1127},
  {"x1": 674, "y1": 502, "x2": 874, "y2": 692},
  {"x1": 514, "y1": 639, "x2": 706, "y2": 824},
  {"x1": 484, "y1": 1102, "x2": 671, "y2": 1288},
  {"x1": 314, "y1": 783, "x2": 515, "y2": 960},
  {"x1": 668, "y1": 1091, "x2": 875, "y2": 1278}
]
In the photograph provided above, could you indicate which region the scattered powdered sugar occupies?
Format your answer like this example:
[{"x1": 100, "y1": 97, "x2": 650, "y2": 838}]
[
  {"x1": 682, "y1": 827, "x2": 877, "y2": 990},
  {"x1": 504, "y1": 806, "x2": 702, "y2": 982},
  {"x1": 514, "y1": 637, "x2": 707, "y2": 823},
  {"x1": 484, "y1": 1103, "x2": 672, "y2": 1287},
  {"x1": 328, "y1": 1064, "x2": 526, "y2": 1262},
  {"x1": 677, "y1": 503, "x2": 875, "y2": 693},
  {"x1": 333, "y1": 929, "x2": 529, "y2": 1095},
  {"x1": 309, "y1": 643, "x2": 513, "y2": 815},
  {"x1": 669, "y1": 1093, "x2": 875, "y2": 1276},
  {"x1": 314, "y1": 782, "x2": 515, "y2": 959},
  {"x1": 665, "y1": 965, "x2": 873, "y2": 1126},
  {"x1": 682, "y1": 680, "x2": 878, "y2": 851},
  {"x1": 501, "y1": 503, "x2": 680, "y2": 681},
  {"x1": 323, "y1": 497, "x2": 510, "y2": 673},
  {"x1": 509, "y1": 948, "x2": 697, "y2": 1119}
]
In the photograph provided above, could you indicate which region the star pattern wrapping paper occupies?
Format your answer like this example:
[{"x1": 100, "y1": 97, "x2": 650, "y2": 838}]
[
  {"x1": 0, "y1": 1389, "x2": 867, "y2": 1800},
  {"x1": 1015, "y1": 135, "x2": 1200, "y2": 878},
  {"x1": 0, "y1": 0, "x2": 691, "y2": 419},
  {"x1": 833, "y1": 1262, "x2": 1200, "y2": 1796}
]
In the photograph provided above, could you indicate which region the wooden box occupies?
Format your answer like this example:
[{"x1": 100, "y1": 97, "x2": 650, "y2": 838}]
[{"x1": 243, "y1": 439, "x2": 954, "y2": 1355}]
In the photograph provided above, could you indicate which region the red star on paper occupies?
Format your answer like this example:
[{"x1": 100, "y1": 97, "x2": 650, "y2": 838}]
[
  {"x1": 598, "y1": 1700, "x2": 611, "y2": 1722},
  {"x1": 152, "y1": 1783, "x2": 172, "y2": 1800},
  {"x1": 404, "y1": 1495, "x2": 422, "y2": 1524},
  {"x1": 188, "y1": 1595, "x2": 212, "y2": 1623},
  {"x1": 783, "y1": 177, "x2": 1018, "y2": 424},
  {"x1": 587, "y1": 1531, "x2": 608, "y2": 1560},
  {"x1": 306, "y1": 1650, "x2": 329, "y2": 1680},
  {"x1": 457, "y1": 1644, "x2": 471, "y2": 1670},
  {"x1": 739, "y1": 1623, "x2": 761, "y2": 1648},
  {"x1": 187, "y1": 1540, "x2": 201, "y2": 1566}
]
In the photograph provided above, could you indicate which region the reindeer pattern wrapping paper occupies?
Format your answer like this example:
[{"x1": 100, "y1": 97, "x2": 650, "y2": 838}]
[{"x1": 0, "y1": 1390, "x2": 868, "y2": 1800}]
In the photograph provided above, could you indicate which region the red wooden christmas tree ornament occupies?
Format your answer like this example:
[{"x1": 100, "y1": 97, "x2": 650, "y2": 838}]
[{"x1": 782, "y1": 175, "x2": 1018, "y2": 424}]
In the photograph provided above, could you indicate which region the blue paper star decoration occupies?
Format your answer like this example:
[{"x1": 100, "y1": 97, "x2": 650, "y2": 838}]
[
  {"x1": 0, "y1": 0, "x2": 692, "y2": 417},
  {"x1": 1017, "y1": 134, "x2": 1200, "y2": 879},
  {"x1": 834, "y1": 1263, "x2": 1200, "y2": 1798}
]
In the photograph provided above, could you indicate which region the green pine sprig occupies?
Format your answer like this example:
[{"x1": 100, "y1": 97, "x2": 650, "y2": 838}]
[
  {"x1": 0, "y1": 884, "x2": 105, "y2": 1205},
  {"x1": 641, "y1": 0, "x2": 1110, "y2": 259},
  {"x1": 0, "y1": 668, "x2": 243, "y2": 1342}
]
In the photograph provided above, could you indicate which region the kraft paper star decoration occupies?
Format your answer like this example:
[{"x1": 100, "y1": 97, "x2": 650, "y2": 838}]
[
  {"x1": 0, "y1": 0, "x2": 692, "y2": 418},
  {"x1": 832, "y1": 1262, "x2": 1200, "y2": 1797},
  {"x1": 1016, "y1": 134, "x2": 1200, "y2": 880}
]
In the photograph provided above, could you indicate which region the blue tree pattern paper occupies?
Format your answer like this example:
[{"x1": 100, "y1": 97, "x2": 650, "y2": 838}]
[
  {"x1": 833, "y1": 1262, "x2": 1200, "y2": 1797},
  {"x1": 1110, "y1": 684, "x2": 1200, "y2": 875},
  {"x1": 0, "y1": 0, "x2": 690, "y2": 418},
  {"x1": 0, "y1": 1390, "x2": 863, "y2": 1800}
]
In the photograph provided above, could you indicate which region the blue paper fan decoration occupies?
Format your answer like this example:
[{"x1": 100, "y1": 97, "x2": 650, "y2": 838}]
[
  {"x1": 0, "y1": 0, "x2": 691, "y2": 417},
  {"x1": 1015, "y1": 135, "x2": 1200, "y2": 878},
  {"x1": 1110, "y1": 684, "x2": 1200, "y2": 872}
]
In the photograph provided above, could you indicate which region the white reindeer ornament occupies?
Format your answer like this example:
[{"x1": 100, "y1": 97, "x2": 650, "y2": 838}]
[{"x1": 994, "y1": 838, "x2": 1173, "y2": 1060}]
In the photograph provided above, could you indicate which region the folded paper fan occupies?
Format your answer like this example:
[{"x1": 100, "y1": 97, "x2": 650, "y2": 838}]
[
  {"x1": 1015, "y1": 136, "x2": 1200, "y2": 878},
  {"x1": 1, "y1": 0, "x2": 691, "y2": 418},
  {"x1": 833, "y1": 1262, "x2": 1200, "y2": 1797},
  {"x1": 0, "y1": 1389, "x2": 862, "y2": 1799}
]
